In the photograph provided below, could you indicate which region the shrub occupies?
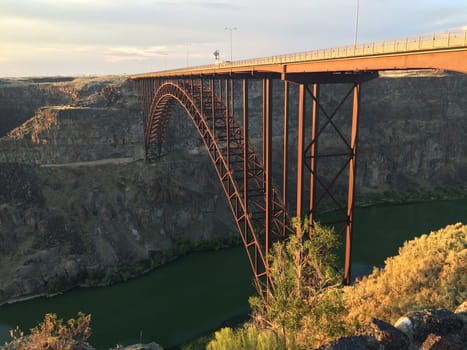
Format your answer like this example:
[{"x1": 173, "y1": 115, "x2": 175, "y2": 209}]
[
  {"x1": 206, "y1": 326, "x2": 286, "y2": 350},
  {"x1": 208, "y1": 222, "x2": 466, "y2": 349},
  {"x1": 343, "y1": 222, "x2": 467, "y2": 327},
  {"x1": 7, "y1": 312, "x2": 91, "y2": 350},
  {"x1": 46, "y1": 275, "x2": 71, "y2": 294},
  {"x1": 249, "y1": 221, "x2": 349, "y2": 349}
]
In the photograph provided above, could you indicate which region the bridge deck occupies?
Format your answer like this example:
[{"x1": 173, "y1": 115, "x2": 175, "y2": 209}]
[
  {"x1": 132, "y1": 30, "x2": 467, "y2": 297},
  {"x1": 132, "y1": 30, "x2": 467, "y2": 79}
]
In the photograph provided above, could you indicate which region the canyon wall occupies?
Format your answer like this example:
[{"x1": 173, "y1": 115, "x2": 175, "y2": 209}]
[
  {"x1": 0, "y1": 77, "x2": 233, "y2": 303},
  {"x1": 0, "y1": 72, "x2": 465, "y2": 303}
]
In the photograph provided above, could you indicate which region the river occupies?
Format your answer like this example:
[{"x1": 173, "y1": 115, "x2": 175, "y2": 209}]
[{"x1": 0, "y1": 199, "x2": 466, "y2": 349}]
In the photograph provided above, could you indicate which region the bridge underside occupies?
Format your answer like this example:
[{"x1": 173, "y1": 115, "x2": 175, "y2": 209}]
[{"x1": 134, "y1": 70, "x2": 380, "y2": 298}]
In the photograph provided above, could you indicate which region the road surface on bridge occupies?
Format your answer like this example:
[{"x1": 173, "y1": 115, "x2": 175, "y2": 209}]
[{"x1": 132, "y1": 29, "x2": 467, "y2": 79}]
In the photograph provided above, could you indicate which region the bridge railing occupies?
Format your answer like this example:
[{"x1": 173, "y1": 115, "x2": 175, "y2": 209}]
[
  {"x1": 230, "y1": 29, "x2": 467, "y2": 66},
  {"x1": 151, "y1": 29, "x2": 467, "y2": 75}
]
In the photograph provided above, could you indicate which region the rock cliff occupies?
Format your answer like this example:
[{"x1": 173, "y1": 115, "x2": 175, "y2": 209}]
[
  {"x1": 358, "y1": 71, "x2": 467, "y2": 194},
  {"x1": 0, "y1": 77, "x2": 234, "y2": 303},
  {"x1": 0, "y1": 72, "x2": 466, "y2": 303},
  {"x1": 158, "y1": 72, "x2": 467, "y2": 198}
]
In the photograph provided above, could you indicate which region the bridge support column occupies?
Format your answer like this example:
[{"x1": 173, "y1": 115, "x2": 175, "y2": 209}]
[
  {"x1": 296, "y1": 83, "x2": 306, "y2": 234},
  {"x1": 303, "y1": 81, "x2": 362, "y2": 284},
  {"x1": 344, "y1": 83, "x2": 361, "y2": 284},
  {"x1": 285, "y1": 72, "x2": 374, "y2": 284},
  {"x1": 264, "y1": 79, "x2": 273, "y2": 289},
  {"x1": 242, "y1": 79, "x2": 249, "y2": 243},
  {"x1": 282, "y1": 81, "x2": 289, "y2": 237},
  {"x1": 308, "y1": 83, "x2": 319, "y2": 239}
]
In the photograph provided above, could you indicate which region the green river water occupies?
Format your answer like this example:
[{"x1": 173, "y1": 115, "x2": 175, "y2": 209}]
[{"x1": 0, "y1": 199, "x2": 466, "y2": 349}]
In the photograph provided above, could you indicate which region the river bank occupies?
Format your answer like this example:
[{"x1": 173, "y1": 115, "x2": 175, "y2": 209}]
[
  {"x1": 355, "y1": 186, "x2": 467, "y2": 208},
  {"x1": 1, "y1": 187, "x2": 465, "y2": 305},
  {"x1": 0, "y1": 245, "x2": 255, "y2": 349},
  {"x1": 0, "y1": 233, "x2": 241, "y2": 307},
  {"x1": 2, "y1": 186, "x2": 465, "y2": 308},
  {"x1": 1, "y1": 199, "x2": 466, "y2": 349}
]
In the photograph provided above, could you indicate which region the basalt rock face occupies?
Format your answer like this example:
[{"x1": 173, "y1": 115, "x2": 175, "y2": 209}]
[
  {"x1": 0, "y1": 159, "x2": 231, "y2": 302},
  {"x1": 0, "y1": 77, "x2": 233, "y2": 303},
  {"x1": 161, "y1": 71, "x2": 467, "y2": 198},
  {"x1": 0, "y1": 76, "x2": 144, "y2": 164},
  {"x1": 318, "y1": 72, "x2": 467, "y2": 194},
  {"x1": 0, "y1": 106, "x2": 144, "y2": 163},
  {"x1": 0, "y1": 78, "x2": 73, "y2": 137},
  {"x1": 319, "y1": 307, "x2": 466, "y2": 350},
  {"x1": 0, "y1": 72, "x2": 466, "y2": 303},
  {"x1": 357, "y1": 72, "x2": 467, "y2": 193}
]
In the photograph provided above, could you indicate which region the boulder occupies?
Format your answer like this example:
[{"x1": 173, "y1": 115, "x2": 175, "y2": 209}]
[
  {"x1": 421, "y1": 333, "x2": 464, "y2": 350},
  {"x1": 454, "y1": 300, "x2": 467, "y2": 348},
  {"x1": 356, "y1": 318, "x2": 409, "y2": 350},
  {"x1": 394, "y1": 308, "x2": 464, "y2": 345},
  {"x1": 109, "y1": 342, "x2": 163, "y2": 350}
]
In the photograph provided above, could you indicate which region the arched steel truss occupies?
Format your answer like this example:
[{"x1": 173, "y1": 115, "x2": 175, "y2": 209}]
[
  {"x1": 135, "y1": 72, "x2": 377, "y2": 299},
  {"x1": 144, "y1": 79, "x2": 292, "y2": 296}
]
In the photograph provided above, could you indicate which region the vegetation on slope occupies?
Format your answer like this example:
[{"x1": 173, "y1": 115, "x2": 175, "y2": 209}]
[
  {"x1": 343, "y1": 222, "x2": 466, "y2": 326},
  {"x1": 206, "y1": 222, "x2": 466, "y2": 350},
  {"x1": 5, "y1": 313, "x2": 91, "y2": 350},
  {"x1": 207, "y1": 221, "x2": 349, "y2": 350},
  {"x1": 249, "y1": 220, "x2": 347, "y2": 349},
  {"x1": 5, "y1": 223, "x2": 465, "y2": 350}
]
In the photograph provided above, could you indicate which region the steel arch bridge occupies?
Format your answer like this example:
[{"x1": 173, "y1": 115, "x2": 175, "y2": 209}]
[
  {"x1": 143, "y1": 79, "x2": 292, "y2": 294},
  {"x1": 132, "y1": 30, "x2": 467, "y2": 299}
]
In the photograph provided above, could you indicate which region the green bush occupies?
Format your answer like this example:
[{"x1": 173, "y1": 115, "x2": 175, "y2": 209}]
[
  {"x1": 249, "y1": 220, "x2": 349, "y2": 349},
  {"x1": 206, "y1": 326, "x2": 286, "y2": 350},
  {"x1": 206, "y1": 222, "x2": 466, "y2": 349}
]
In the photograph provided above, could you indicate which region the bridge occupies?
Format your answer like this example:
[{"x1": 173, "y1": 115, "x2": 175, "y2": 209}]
[{"x1": 132, "y1": 30, "x2": 467, "y2": 298}]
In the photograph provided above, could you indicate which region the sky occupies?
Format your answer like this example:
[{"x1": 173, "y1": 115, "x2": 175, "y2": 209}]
[{"x1": 1, "y1": 0, "x2": 467, "y2": 77}]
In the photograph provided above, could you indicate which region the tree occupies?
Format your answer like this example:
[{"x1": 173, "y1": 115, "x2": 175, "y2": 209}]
[{"x1": 249, "y1": 221, "x2": 349, "y2": 349}]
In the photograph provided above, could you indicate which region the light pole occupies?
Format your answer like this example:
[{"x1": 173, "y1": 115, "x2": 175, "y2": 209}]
[
  {"x1": 354, "y1": 0, "x2": 360, "y2": 48},
  {"x1": 224, "y1": 26, "x2": 237, "y2": 61}
]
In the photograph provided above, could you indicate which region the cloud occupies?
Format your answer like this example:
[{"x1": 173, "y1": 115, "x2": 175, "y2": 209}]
[
  {"x1": 153, "y1": 0, "x2": 239, "y2": 9},
  {"x1": 1, "y1": 0, "x2": 467, "y2": 76},
  {"x1": 197, "y1": 1, "x2": 241, "y2": 10},
  {"x1": 0, "y1": 0, "x2": 238, "y2": 29},
  {"x1": 104, "y1": 46, "x2": 170, "y2": 62}
]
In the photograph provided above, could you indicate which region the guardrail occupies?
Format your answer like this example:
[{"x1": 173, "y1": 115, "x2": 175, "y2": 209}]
[
  {"x1": 143, "y1": 29, "x2": 467, "y2": 76},
  {"x1": 249, "y1": 29, "x2": 467, "y2": 65}
]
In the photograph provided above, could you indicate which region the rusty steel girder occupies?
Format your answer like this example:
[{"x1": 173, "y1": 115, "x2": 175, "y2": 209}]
[
  {"x1": 140, "y1": 78, "x2": 292, "y2": 298},
  {"x1": 297, "y1": 81, "x2": 361, "y2": 285},
  {"x1": 135, "y1": 71, "x2": 371, "y2": 298}
]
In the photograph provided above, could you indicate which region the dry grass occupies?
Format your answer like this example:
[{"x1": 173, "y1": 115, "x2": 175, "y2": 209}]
[{"x1": 343, "y1": 222, "x2": 466, "y2": 327}]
